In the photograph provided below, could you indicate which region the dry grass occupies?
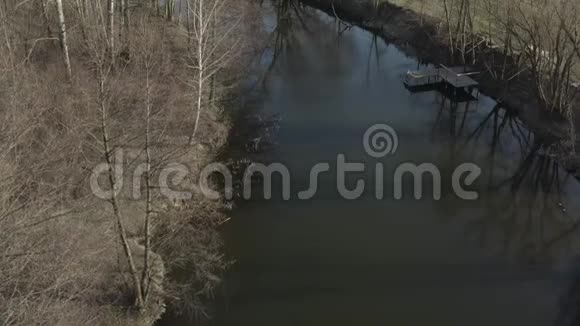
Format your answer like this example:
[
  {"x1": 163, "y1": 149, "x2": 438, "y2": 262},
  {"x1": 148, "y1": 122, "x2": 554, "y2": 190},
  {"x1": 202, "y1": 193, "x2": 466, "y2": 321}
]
[{"x1": 0, "y1": 0, "x2": 264, "y2": 324}]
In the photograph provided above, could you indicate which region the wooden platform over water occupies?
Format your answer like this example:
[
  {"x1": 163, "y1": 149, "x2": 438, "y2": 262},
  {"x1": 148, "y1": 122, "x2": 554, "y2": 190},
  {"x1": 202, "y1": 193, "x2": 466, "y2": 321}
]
[{"x1": 404, "y1": 65, "x2": 479, "y2": 89}]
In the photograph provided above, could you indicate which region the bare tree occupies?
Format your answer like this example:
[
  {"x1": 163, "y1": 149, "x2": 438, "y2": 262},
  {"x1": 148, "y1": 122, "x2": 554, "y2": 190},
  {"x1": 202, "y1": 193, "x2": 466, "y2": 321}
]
[
  {"x1": 97, "y1": 62, "x2": 146, "y2": 310},
  {"x1": 165, "y1": 0, "x2": 176, "y2": 20},
  {"x1": 187, "y1": 0, "x2": 239, "y2": 144},
  {"x1": 441, "y1": 0, "x2": 455, "y2": 59},
  {"x1": 120, "y1": 0, "x2": 129, "y2": 49},
  {"x1": 55, "y1": 0, "x2": 72, "y2": 79},
  {"x1": 136, "y1": 21, "x2": 159, "y2": 303},
  {"x1": 108, "y1": 0, "x2": 116, "y2": 63},
  {"x1": 511, "y1": 0, "x2": 580, "y2": 113}
]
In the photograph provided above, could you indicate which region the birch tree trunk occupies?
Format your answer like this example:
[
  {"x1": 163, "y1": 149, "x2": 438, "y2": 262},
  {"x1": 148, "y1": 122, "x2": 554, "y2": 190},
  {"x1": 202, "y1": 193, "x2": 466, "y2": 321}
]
[
  {"x1": 120, "y1": 0, "x2": 125, "y2": 26},
  {"x1": 108, "y1": 0, "x2": 115, "y2": 64},
  {"x1": 187, "y1": 0, "x2": 239, "y2": 144},
  {"x1": 55, "y1": 0, "x2": 72, "y2": 80},
  {"x1": 97, "y1": 66, "x2": 145, "y2": 310},
  {"x1": 141, "y1": 57, "x2": 153, "y2": 302},
  {"x1": 189, "y1": 0, "x2": 204, "y2": 144}
]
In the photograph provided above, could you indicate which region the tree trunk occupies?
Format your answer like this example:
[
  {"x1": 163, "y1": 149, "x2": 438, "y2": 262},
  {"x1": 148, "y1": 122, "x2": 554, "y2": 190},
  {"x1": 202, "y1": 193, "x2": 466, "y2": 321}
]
[
  {"x1": 73, "y1": 0, "x2": 89, "y2": 43},
  {"x1": 186, "y1": 0, "x2": 191, "y2": 43},
  {"x1": 120, "y1": 0, "x2": 129, "y2": 57},
  {"x1": 442, "y1": 0, "x2": 455, "y2": 60},
  {"x1": 189, "y1": 0, "x2": 204, "y2": 144},
  {"x1": 190, "y1": 61, "x2": 203, "y2": 143},
  {"x1": 120, "y1": 0, "x2": 125, "y2": 26},
  {"x1": 141, "y1": 62, "x2": 153, "y2": 302},
  {"x1": 108, "y1": 0, "x2": 115, "y2": 64},
  {"x1": 98, "y1": 67, "x2": 145, "y2": 310},
  {"x1": 55, "y1": 0, "x2": 72, "y2": 80}
]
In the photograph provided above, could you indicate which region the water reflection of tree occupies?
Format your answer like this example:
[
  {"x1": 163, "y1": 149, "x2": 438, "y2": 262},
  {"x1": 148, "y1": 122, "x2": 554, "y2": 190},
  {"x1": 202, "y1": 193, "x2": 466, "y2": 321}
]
[
  {"x1": 431, "y1": 93, "x2": 474, "y2": 139},
  {"x1": 429, "y1": 94, "x2": 479, "y2": 197},
  {"x1": 464, "y1": 103, "x2": 532, "y2": 159},
  {"x1": 466, "y1": 136, "x2": 573, "y2": 263},
  {"x1": 364, "y1": 34, "x2": 386, "y2": 87},
  {"x1": 428, "y1": 99, "x2": 577, "y2": 262},
  {"x1": 259, "y1": 0, "x2": 307, "y2": 87},
  {"x1": 434, "y1": 101, "x2": 580, "y2": 325},
  {"x1": 262, "y1": 1, "x2": 387, "y2": 89}
]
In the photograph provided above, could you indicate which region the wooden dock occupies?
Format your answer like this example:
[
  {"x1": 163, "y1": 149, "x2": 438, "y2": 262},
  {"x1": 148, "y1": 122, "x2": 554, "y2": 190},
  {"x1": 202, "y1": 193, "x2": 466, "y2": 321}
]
[{"x1": 404, "y1": 65, "x2": 480, "y2": 99}]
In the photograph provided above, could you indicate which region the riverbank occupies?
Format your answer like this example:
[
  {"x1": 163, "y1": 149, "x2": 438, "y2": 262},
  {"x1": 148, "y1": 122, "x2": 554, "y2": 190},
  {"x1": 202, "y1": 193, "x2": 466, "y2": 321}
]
[
  {"x1": 153, "y1": 3, "x2": 270, "y2": 326},
  {"x1": 299, "y1": 0, "x2": 580, "y2": 175}
]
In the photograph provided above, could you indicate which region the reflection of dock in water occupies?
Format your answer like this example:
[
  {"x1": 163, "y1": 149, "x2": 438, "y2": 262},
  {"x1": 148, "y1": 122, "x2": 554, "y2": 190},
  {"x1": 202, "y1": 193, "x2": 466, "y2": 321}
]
[{"x1": 404, "y1": 65, "x2": 480, "y2": 102}]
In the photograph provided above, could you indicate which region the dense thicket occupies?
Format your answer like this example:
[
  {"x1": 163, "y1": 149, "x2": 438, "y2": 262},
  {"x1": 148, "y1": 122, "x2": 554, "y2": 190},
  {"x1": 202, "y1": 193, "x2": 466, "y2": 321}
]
[{"x1": 0, "y1": 0, "x2": 261, "y2": 324}]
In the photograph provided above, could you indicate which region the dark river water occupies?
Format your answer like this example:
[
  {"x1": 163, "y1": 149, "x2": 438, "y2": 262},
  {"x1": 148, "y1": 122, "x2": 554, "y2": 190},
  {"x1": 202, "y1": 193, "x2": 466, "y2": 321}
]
[{"x1": 164, "y1": 5, "x2": 580, "y2": 326}]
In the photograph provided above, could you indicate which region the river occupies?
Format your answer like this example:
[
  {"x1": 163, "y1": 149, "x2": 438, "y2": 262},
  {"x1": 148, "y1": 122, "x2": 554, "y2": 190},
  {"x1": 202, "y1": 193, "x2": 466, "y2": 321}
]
[{"x1": 167, "y1": 5, "x2": 580, "y2": 326}]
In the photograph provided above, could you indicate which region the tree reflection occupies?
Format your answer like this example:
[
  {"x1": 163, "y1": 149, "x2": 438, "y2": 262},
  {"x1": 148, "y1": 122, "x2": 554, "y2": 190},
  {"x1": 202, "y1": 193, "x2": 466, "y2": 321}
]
[
  {"x1": 258, "y1": 0, "x2": 306, "y2": 88},
  {"x1": 425, "y1": 97, "x2": 580, "y2": 263},
  {"x1": 431, "y1": 92, "x2": 474, "y2": 139},
  {"x1": 460, "y1": 107, "x2": 575, "y2": 263},
  {"x1": 364, "y1": 34, "x2": 381, "y2": 86},
  {"x1": 464, "y1": 103, "x2": 531, "y2": 159}
]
